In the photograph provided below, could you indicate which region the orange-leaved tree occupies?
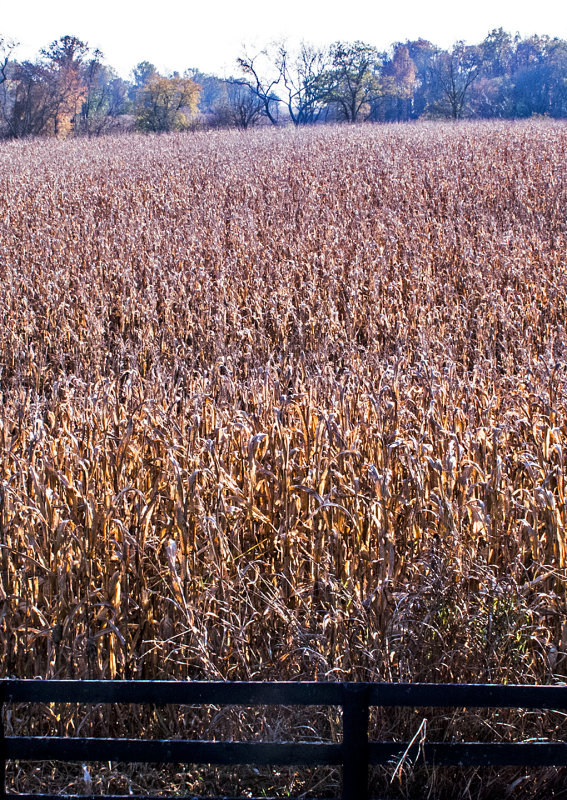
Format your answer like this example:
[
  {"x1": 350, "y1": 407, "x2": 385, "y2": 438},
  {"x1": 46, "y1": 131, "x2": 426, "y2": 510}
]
[{"x1": 40, "y1": 35, "x2": 90, "y2": 136}]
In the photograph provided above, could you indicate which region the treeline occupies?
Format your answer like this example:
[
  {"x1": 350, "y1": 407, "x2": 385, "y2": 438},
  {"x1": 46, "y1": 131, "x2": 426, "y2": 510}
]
[
  {"x1": 1, "y1": 28, "x2": 567, "y2": 137},
  {"x1": 0, "y1": 36, "x2": 199, "y2": 137}
]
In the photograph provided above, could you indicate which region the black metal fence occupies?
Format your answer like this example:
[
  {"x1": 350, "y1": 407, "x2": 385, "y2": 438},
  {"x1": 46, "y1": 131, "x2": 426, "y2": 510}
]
[{"x1": 1, "y1": 679, "x2": 567, "y2": 800}]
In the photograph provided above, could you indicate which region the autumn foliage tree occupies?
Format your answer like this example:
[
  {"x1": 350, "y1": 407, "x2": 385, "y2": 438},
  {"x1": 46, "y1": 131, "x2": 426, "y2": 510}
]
[
  {"x1": 40, "y1": 35, "x2": 89, "y2": 135},
  {"x1": 135, "y1": 74, "x2": 200, "y2": 132},
  {"x1": 7, "y1": 35, "x2": 90, "y2": 137},
  {"x1": 388, "y1": 44, "x2": 419, "y2": 119}
]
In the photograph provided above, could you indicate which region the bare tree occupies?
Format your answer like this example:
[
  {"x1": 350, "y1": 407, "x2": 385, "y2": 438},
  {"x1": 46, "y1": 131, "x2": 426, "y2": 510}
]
[
  {"x1": 76, "y1": 49, "x2": 106, "y2": 135},
  {"x1": 429, "y1": 42, "x2": 481, "y2": 119},
  {"x1": 233, "y1": 49, "x2": 282, "y2": 125},
  {"x1": 8, "y1": 60, "x2": 57, "y2": 137},
  {"x1": 276, "y1": 41, "x2": 329, "y2": 125},
  {"x1": 0, "y1": 36, "x2": 17, "y2": 86},
  {"x1": 223, "y1": 82, "x2": 264, "y2": 128},
  {"x1": 0, "y1": 36, "x2": 17, "y2": 135}
]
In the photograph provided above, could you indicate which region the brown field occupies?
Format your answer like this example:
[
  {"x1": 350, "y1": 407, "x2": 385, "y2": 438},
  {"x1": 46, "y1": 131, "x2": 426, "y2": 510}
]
[{"x1": 1, "y1": 121, "x2": 567, "y2": 797}]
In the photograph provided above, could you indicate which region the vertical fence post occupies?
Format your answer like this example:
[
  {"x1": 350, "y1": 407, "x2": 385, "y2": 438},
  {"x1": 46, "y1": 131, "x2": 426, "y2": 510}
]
[
  {"x1": 0, "y1": 680, "x2": 6, "y2": 800},
  {"x1": 341, "y1": 683, "x2": 369, "y2": 800}
]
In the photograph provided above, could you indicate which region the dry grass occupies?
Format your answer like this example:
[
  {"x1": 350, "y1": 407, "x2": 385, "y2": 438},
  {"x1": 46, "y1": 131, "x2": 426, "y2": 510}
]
[{"x1": 1, "y1": 120, "x2": 567, "y2": 797}]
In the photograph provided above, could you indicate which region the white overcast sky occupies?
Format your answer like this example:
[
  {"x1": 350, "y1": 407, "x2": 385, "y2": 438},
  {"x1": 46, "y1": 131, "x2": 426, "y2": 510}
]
[{"x1": 2, "y1": 0, "x2": 566, "y2": 79}]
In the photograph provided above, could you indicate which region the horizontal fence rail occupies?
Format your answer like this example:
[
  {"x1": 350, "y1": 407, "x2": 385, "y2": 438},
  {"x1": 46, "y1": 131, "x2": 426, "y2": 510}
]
[{"x1": 1, "y1": 680, "x2": 567, "y2": 800}]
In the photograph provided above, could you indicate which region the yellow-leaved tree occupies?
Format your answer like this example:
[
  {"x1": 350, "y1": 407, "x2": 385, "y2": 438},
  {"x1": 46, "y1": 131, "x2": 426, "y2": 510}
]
[{"x1": 135, "y1": 74, "x2": 200, "y2": 132}]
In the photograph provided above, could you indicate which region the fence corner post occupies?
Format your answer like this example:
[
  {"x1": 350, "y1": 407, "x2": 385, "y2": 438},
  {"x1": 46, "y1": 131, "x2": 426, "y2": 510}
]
[{"x1": 342, "y1": 682, "x2": 369, "y2": 800}]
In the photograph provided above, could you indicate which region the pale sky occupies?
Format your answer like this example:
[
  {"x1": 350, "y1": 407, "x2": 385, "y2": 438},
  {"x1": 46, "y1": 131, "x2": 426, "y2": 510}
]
[{"x1": 2, "y1": 0, "x2": 566, "y2": 79}]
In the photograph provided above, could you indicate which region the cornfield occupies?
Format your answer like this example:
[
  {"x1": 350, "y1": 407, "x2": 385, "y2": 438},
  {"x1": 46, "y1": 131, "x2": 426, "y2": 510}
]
[{"x1": 1, "y1": 120, "x2": 567, "y2": 797}]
